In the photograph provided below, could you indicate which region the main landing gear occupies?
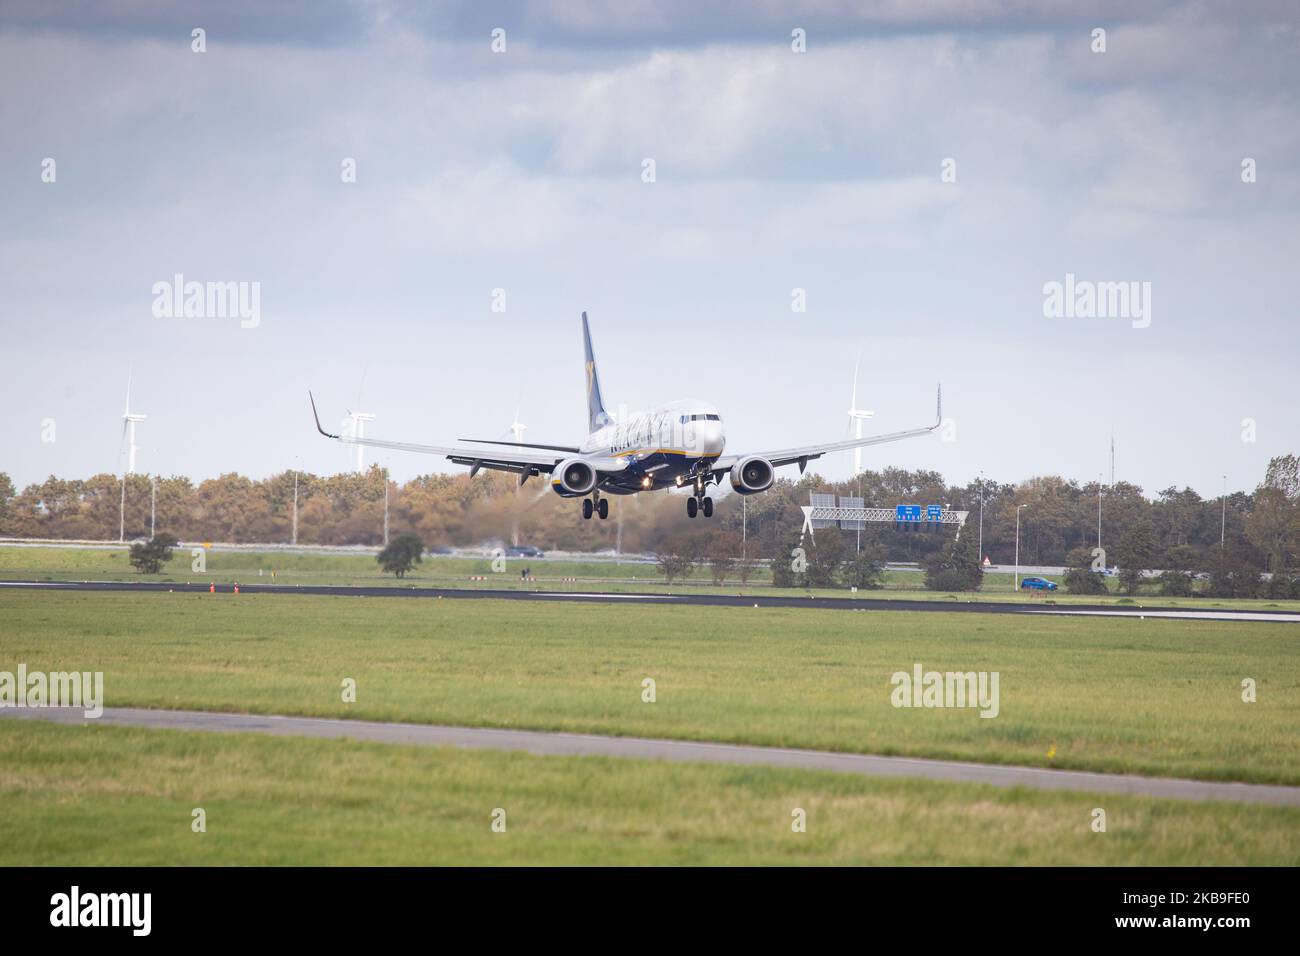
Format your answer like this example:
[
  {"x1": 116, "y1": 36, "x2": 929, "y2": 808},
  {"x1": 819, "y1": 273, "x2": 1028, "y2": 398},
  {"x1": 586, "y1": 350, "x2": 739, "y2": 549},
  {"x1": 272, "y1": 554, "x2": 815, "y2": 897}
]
[{"x1": 582, "y1": 494, "x2": 609, "y2": 520}]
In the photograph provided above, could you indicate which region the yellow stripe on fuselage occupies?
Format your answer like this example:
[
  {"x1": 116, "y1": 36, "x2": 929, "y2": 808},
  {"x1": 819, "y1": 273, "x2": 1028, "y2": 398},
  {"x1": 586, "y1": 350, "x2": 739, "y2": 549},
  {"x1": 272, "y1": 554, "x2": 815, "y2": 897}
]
[{"x1": 611, "y1": 448, "x2": 689, "y2": 458}]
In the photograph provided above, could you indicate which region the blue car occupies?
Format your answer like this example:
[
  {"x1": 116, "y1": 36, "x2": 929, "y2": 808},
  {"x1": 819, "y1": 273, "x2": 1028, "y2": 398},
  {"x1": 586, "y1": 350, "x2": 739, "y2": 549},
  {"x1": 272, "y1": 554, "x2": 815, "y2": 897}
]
[{"x1": 1019, "y1": 576, "x2": 1058, "y2": 591}]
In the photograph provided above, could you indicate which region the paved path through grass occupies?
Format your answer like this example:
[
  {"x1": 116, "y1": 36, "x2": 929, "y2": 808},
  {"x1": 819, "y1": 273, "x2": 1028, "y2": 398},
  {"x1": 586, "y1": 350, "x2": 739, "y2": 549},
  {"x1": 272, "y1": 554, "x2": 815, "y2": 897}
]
[{"x1": 6, "y1": 706, "x2": 1299, "y2": 806}]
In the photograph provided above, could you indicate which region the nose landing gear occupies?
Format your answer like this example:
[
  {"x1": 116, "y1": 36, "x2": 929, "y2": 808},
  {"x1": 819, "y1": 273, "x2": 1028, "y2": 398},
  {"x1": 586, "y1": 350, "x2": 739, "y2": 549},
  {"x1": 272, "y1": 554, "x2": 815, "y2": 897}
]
[
  {"x1": 687, "y1": 495, "x2": 714, "y2": 518},
  {"x1": 686, "y1": 471, "x2": 714, "y2": 518}
]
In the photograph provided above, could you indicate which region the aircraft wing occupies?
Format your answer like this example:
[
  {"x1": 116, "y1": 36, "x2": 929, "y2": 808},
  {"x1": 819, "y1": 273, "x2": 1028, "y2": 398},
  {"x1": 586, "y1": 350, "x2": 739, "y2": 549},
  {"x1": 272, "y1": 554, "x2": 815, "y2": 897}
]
[
  {"x1": 311, "y1": 393, "x2": 624, "y2": 483},
  {"x1": 711, "y1": 385, "x2": 943, "y2": 474}
]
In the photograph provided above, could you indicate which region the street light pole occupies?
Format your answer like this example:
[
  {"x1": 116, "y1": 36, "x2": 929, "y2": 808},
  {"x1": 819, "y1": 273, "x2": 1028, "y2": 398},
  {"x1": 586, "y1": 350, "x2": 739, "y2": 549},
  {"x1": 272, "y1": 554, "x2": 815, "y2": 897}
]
[
  {"x1": 977, "y1": 470, "x2": 984, "y2": 563},
  {"x1": 292, "y1": 471, "x2": 299, "y2": 546},
  {"x1": 1097, "y1": 473, "x2": 1103, "y2": 551},
  {"x1": 1013, "y1": 504, "x2": 1024, "y2": 595},
  {"x1": 742, "y1": 496, "x2": 747, "y2": 566}
]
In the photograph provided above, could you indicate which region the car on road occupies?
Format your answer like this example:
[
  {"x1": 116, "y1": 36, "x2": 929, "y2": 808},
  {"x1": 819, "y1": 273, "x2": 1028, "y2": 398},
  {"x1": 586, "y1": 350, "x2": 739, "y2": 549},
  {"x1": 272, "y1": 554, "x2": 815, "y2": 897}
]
[
  {"x1": 505, "y1": 545, "x2": 545, "y2": 558},
  {"x1": 1019, "y1": 576, "x2": 1058, "y2": 591}
]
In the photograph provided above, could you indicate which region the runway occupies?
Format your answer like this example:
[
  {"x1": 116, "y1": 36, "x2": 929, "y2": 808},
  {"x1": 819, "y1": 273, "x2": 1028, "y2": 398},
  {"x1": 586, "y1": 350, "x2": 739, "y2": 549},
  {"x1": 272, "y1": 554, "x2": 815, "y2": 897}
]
[
  {"x1": 2, "y1": 578, "x2": 1298, "y2": 622},
  {"x1": 4, "y1": 705, "x2": 1298, "y2": 806}
]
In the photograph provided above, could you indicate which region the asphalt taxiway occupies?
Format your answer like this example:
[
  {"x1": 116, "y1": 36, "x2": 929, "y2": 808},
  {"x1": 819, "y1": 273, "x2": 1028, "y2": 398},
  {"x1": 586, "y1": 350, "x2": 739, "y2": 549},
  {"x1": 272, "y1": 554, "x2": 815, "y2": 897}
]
[{"x1": 4, "y1": 705, "x2": 1297, "y2": 805}]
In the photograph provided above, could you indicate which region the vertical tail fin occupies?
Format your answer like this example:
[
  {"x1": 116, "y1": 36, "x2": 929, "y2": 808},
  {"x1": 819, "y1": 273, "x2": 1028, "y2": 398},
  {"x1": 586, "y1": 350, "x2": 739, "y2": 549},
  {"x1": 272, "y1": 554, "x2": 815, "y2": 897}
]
[{"x1": 582, "y1": 311, "x2": 612, "y2": 432}]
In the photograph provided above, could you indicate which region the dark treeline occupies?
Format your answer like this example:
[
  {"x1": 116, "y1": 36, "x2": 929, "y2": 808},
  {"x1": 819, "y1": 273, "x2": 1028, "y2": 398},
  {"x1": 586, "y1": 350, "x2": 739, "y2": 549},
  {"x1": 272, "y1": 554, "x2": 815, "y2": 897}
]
[{"x1": 1, "y1": 454, "x2": 1296, "y2": 580}]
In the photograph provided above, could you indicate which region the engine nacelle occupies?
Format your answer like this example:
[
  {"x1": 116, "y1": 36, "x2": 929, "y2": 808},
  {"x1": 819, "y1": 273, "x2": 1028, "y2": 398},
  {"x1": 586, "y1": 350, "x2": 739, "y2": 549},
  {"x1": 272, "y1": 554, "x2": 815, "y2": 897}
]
[
  {"x1": 729, "y1": 455, "x2": 775, "y2": 495},
  {"x1": 551, "y1": 457, "x2": 598, "y2": 497}
]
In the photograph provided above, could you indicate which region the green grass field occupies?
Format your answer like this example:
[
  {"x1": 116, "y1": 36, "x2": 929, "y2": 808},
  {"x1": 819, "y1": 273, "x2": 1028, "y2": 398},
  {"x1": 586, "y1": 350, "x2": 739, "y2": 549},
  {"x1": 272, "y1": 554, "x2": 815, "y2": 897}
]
[
  {"x1": 2, "y1": 590, "x2": 1296, "y2": 784},
  {"x1": 4, "y1": 544, "x2": 1297, "y2": 610},
  {"x1": 2, "y1": 720, "x2": 1297, "y2": 865}
]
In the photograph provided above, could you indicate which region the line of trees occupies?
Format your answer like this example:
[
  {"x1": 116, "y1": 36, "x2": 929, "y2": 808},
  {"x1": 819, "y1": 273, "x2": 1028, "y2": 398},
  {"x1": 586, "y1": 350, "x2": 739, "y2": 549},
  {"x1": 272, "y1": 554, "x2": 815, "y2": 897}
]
[{"x1": 1, "y1": 454, "x2": 1296, "y2": 590}]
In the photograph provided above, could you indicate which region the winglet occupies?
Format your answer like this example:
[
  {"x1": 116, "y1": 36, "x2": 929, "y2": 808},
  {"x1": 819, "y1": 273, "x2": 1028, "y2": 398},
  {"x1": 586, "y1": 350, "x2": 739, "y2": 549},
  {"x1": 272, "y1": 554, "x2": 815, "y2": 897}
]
[
  {"x1": 310, "y1": 391, "x2": 341, "y2": 439},
  {"x1": 935, "y1": 383, "x2": 943, "y2": 428}
]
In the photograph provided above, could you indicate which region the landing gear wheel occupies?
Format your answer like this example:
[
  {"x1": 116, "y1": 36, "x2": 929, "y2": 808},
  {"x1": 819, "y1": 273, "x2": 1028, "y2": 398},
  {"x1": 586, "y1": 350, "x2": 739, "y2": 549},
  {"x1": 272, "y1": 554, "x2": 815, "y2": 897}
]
[
  {"x1": 701, "y1": 497, "x2": 713, "y2": 518},
  {"x1": 686, "y1": 497, "x2": 698, "y2": 518},
  {"x1": 597, "y1": 499, "x2": 609, "y2": 520},
  {"x1": 582, "y1": 499, "x2": 593, "y2": 520}
]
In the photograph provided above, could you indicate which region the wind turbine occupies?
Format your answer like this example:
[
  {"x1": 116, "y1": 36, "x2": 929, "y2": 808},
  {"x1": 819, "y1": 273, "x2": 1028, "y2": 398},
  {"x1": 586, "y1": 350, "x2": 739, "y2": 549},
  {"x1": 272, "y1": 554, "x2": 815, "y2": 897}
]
[
  {"x1": 341, "y1": 368, "x2": 375, "y2": 472},
  {"x1": 121, "y1": 372, "x2": 147, "y2": 475},
  {"x1": 509, "y1": 407, "x2": 527, "y2": 445},
  {"x1": 846, "y1": 351, "x2": 874, "y2": 476},
  {"x1": 342, "y1": 411, "x2": 376, "y2": 472}
]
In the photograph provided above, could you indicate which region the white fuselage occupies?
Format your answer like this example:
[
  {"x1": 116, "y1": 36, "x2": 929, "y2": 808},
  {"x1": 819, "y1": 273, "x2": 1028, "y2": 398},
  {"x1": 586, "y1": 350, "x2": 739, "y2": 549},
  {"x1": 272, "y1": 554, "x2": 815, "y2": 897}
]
[{"x1": 575, "y1": 398, "x2": 726, "y2": 494}]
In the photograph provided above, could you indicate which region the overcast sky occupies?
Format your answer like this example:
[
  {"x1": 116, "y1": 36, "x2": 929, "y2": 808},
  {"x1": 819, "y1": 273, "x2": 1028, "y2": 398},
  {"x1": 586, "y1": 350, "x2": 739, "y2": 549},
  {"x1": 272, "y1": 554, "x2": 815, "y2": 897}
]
[{"x1": 2, "y1": 1, "x2": 1297, "y2": 497}]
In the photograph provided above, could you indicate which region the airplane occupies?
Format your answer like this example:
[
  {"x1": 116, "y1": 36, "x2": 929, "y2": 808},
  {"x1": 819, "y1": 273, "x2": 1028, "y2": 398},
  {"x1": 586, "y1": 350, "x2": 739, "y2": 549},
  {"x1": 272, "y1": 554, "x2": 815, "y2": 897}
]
[{"x1": 311, "y1": 312, "x2": 941, "y2": 520}]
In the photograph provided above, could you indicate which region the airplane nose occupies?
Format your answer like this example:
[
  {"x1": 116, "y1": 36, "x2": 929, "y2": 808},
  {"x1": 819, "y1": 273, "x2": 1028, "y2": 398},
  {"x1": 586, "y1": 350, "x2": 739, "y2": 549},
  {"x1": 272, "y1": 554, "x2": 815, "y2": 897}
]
[{"x1": 702, "y1": 423, "x2": 725, "y2": 456}]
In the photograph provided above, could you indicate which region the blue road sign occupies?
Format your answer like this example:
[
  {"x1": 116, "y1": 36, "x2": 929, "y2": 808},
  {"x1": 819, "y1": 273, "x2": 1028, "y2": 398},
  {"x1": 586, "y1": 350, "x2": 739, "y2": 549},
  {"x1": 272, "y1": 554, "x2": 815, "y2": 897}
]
[
  {"x1": 926, "y1": 505, "x2": 943, "y2": 521},
  {"x1": 895, "y1": 505, "x2": 922, "y2": 521}
]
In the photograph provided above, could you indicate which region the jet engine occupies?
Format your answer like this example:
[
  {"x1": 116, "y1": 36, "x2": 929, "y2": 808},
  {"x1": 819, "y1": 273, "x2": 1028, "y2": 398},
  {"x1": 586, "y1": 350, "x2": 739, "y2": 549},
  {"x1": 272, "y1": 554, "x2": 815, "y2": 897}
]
[
  {"x1": 729, "y1": 456, "x2": 774, "y2": 495},
  {"x1": 551, "y1": 457, "x2": 599, "y2": 497}
]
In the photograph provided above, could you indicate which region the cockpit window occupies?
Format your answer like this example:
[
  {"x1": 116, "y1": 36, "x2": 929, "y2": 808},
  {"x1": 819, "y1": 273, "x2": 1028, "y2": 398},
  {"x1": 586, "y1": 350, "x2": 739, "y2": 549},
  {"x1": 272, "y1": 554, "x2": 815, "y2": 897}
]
[{"x1": 679, "y1": 414, "x2": 721, "y2": 423}]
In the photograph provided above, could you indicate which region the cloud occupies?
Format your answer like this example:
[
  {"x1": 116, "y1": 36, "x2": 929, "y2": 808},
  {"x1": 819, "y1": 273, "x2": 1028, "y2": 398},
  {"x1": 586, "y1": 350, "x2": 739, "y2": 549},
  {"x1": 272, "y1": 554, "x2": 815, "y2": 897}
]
[
  {"x1": 0, "y1": 0, "x2": 367, "y2": 47},
  {"x1": 0, "y1": 3, "x2": 1297, "y2": 494}
]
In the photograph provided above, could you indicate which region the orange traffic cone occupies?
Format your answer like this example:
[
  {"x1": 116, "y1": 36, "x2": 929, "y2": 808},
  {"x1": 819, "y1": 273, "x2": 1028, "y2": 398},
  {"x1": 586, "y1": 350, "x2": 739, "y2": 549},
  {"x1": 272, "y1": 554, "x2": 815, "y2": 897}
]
[
  {"x1": 209, "y1": 583, "x2": 215, "y2": 593},
  {"x1": 233, "y1": 584, "x2": 240, "y2": 594}
]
